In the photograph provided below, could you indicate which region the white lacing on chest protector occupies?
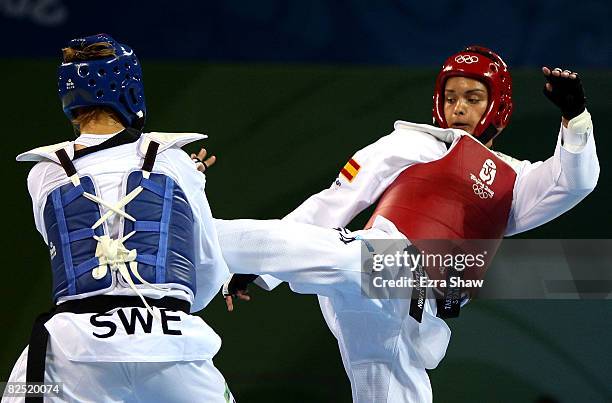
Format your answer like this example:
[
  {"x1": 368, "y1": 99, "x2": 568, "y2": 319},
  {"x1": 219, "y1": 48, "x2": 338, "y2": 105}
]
[{"x1": 69, "y1": 172, "x2": 166, "y2": 319}]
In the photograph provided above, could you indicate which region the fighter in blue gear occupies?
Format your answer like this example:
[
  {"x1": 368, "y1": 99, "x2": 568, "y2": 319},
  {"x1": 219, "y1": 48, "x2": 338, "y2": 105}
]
[{"x1": 3, "y1": 34, "x2": 234, "y2": 403}]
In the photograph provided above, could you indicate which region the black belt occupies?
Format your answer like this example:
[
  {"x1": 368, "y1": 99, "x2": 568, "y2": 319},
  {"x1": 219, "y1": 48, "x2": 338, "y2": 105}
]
[
  {"x1": 25, "y1": 295, "x2": 189, "y2": 403},
  {"x1": 435, "y1": 265, "x2": 463, "y2": 319},
  {"x1": 407, "y1": 242, "x2": 463, "y2": 322}
]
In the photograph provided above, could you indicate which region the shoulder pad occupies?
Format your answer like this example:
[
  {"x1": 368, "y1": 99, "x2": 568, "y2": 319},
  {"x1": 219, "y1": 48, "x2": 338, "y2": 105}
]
[
  {"x1": 16, "y1": 141, "x2": 74, "y2": 164},
  {"x1": 394, "y1": 120, "x2": 458, "y2": 144},
  {"x1": 494, "y1": 151, "x2": 522, "y2": 172},
  {"x1": 138, "y1": 132, "x2": 207, "y2": 157}
]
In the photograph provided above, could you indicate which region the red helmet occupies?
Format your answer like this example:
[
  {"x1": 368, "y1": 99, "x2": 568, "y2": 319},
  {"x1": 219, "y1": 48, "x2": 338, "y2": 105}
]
[{"x1": 432, "y1": 46, "x2": 513, "y2": 143}]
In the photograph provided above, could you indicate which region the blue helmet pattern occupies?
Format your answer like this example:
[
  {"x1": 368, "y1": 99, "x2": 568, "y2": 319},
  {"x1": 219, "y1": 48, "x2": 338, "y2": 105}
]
[{"x1": 58, "y1": 33, "x2": 146, "y2": 129}]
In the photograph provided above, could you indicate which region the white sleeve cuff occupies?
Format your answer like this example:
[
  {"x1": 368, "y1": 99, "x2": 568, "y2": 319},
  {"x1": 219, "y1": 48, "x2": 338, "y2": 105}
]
[{"x1": 561, "y1": 110, "x2": 592, "y2": 153}]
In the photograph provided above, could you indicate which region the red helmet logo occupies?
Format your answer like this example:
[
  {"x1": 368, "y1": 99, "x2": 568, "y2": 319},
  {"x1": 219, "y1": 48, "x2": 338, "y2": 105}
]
[
  {"x1": 454, "y1": 55, "x2": 479, "y2": 64},
  {"x1": 433, "y1": 46, "x2": 513, "y2": 143}
]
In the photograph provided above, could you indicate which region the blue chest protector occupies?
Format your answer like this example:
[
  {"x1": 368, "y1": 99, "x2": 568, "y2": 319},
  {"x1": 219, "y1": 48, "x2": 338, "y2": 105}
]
[{"x1": 43, "y1": 143, "x2": 196, "y2": 303}]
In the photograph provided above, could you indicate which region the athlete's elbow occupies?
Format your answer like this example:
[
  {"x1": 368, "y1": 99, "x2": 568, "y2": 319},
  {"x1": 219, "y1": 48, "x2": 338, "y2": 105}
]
[
  {"x1": 564, "y1": 160, "x2": 599, "y2": 196},
  {"x1": 567, "y1": 180, "x2": 598, "y2": 198},
  {"x1": 585, "y1": 164, "x2": 600, "y2": 194}
]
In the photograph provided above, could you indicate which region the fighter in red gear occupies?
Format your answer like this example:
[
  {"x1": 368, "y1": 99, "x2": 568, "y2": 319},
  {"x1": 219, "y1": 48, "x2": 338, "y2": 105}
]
[{"x1": 217, "y1": 46, "x2": 599, "y2": 402}]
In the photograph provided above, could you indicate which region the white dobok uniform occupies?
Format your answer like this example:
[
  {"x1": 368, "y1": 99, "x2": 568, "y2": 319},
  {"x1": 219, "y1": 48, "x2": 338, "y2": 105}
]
[
  {"x1": 217, "y1": 110, "x2": 599, "y2": 403},
  {"x1": 3, "y1": 132, "x2": 233, "y2": 403}
]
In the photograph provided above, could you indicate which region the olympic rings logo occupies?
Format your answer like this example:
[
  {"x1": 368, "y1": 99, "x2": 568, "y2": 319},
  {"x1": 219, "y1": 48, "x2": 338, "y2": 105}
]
[
  {"x1": 472, "y1": 183, "x2": 492, "y2": 199},
  {"x1": 455, "y1": 55, "x2": 479, "y2": 64}
]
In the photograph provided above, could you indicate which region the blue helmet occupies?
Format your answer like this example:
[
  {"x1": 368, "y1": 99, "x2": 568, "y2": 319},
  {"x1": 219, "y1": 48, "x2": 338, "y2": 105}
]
[{"x1": 58, "y1": 33, "x2": 146, "y2": 129}]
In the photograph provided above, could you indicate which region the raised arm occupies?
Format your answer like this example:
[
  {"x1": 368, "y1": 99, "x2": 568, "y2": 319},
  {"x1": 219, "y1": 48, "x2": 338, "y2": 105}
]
[{"x1": 505, "y1": 67, "x2": 599, "y2": 236}]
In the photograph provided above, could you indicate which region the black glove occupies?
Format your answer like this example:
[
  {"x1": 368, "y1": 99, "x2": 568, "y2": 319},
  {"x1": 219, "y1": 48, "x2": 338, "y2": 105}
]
[
  {"x1": 222, "y1": 274, "x2": 258, "y2": 298},
  {"x1": 543, "y1": 68, "x2": 586, "y2": 120}
]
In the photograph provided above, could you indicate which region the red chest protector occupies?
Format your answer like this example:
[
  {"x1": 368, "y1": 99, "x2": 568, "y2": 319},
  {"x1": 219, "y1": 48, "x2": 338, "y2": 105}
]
[
  {"x1": 365, "y1": 135, "x2": 517, "y2": 317},
  {"x1": 366, "y1": 135, "x2": 516, "y2": 239}
]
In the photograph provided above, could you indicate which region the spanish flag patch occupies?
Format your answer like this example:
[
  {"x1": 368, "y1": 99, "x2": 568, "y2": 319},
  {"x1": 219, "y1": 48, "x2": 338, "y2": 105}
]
[{"x1": 340, "y1": 158, "x2": 361, "y2": 182}]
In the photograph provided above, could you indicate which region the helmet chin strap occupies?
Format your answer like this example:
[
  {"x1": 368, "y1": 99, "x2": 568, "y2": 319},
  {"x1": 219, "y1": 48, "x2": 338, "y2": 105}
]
[
  {"x1": 131, "y1": 114, "x2": 146, "y2": 131},
  {"x1": 475, "y1": 124, "x2": 500, "y2": 145},
  {"x1": 72, "y1": 123, "x2": 81, "y2": 138}
]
